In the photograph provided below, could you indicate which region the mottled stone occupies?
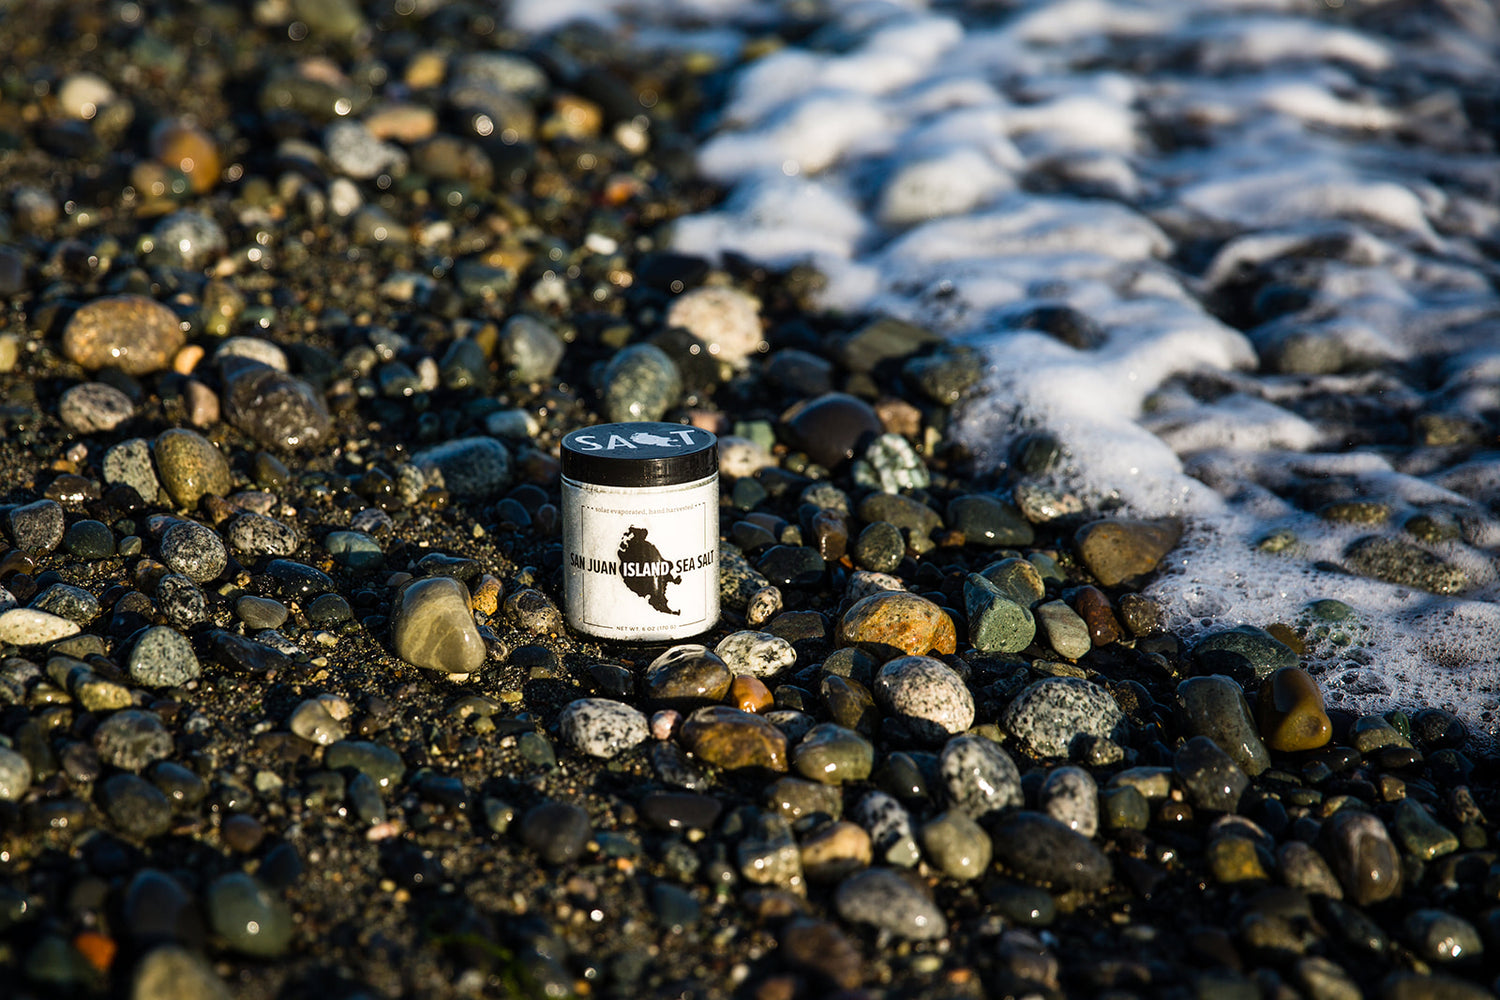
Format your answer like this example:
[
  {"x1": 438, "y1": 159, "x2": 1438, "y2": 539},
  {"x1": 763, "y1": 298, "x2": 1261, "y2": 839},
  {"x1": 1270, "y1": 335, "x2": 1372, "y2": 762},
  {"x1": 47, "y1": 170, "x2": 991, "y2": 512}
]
[
  {"x1": 1074, "y1": 517, "x2": 1182, "y2": 586},
  {"x1": 0, "y1": 607, "x2": 80, "y2": 646},
  {"x1": 222, "y1": 365, "x2": 330, "y2": 451},
  {"x1": 834, "y1": 868, "x2": 946, "y2": 940},
  {"x1": 1174, "y1": 735, "x2": 1249, "y2": 812},
  {"x1": 1001, "y1": 677, "x2": 1125, "y2": 759},
  {"x1": 874, "y1": 655, "x2": 974, "y2": 740},
  {"x1": 600, "y1": 343, "x2": 682, "y2": 423},
  {"x1": 558, "y1": 698, "x2": 649, "y2": 759},
  {"x1": 226, "y1": 513, "x2": 299, "y2": 557},
  {"x1": 715, "y1": 630, "x2": 797, "y2": 678},
  {"x1": 853, "y1": 790, "x2": 921, "y2": 867},
  {"x1": 93, "y1": 710, "x2": 173, "y2": 772},
  {"x1": 680, "y1": 706, "x2": 788, "y2": 771},
  {"x1": 1034, "y1": 599, "x2": 1091, "y2": 660},
  {"x1": 411, "y1": 437, "x2": 513, "y2": 498},
  {"x1": 964, "y1": 573, "x2": 1036, "y2": 654},
  {"x1": 839, "y1": 591, "x2": 957, "y2": 661},
  {"x1": 62, "y1": 295, "x2": 185, "y2": 375},
  {"x1": 58, "y1": 381, "x2": 135, "y2": 432},
  {"x1": 940, "y1": 734, "x2": 1023, "y2": 822},
  {"x1": 390, "y1": 577, "x2": 486, "y2": 674},
  {"x1": 1039, "y1": 765, "x2": 1098, "y2": 837},
  {"x1": 1344, "y1": 535, "x2": 1468, "y2": 595},
  {"x1": 160, "y1": 520, "x2": 228, "y2": 583}
]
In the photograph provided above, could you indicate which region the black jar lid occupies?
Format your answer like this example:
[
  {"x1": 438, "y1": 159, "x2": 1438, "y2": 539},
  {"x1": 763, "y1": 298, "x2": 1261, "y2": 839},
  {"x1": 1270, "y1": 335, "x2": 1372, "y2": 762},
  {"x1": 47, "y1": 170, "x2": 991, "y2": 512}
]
[{"x1": 561, "y1": 422, "x2": 718, "y2": 488}]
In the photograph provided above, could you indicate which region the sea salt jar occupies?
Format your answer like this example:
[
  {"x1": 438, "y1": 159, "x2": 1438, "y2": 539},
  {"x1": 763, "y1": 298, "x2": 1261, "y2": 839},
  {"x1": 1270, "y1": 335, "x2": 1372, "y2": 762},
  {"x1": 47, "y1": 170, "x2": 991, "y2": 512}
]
[{"x1": 561, "y1": 421, "x2": 719, "y2": 640}]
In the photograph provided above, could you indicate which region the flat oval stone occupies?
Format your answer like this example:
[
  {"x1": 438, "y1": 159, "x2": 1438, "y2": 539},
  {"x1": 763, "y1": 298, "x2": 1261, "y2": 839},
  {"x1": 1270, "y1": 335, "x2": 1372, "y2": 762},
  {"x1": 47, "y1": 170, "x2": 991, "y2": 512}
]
[
  {"x1": 325, "y1": 740, "x2": 405, "y2": 789},
  {"x1": 153, "y1": 429, "x2": 232, "y2": 508},
  {"x1": 1034, "y1": 599, "x2": 1091, "y2": 660},
  {"x1": 1190, "y1": 625, "x2": 1299, "y2": 683},
  {"x1": 1402, "y1": 909, "x2": 1483, "y2": 963},
  {"x1": 558, "y1": 698, "x2": 649, "y2": 759},
  {"x1": 833, "y1": 867, "x2": 946, "y2": 940},
  {"x1": 1001, "y1": 677, "x2": 1125, "y2": 759},
  {"x1": 947, "y1": 494, "x2": 1033, "y2": 547},
  {"x1": 792, "y1": 723, "x2": 874, "y2": 785},
  {"x1": 0, "y1": 607, "x2": 80, "y2": 646},
  {"x1": 940, "y1": 734, "x2": 1023, "y2": 822},
  {"x1": 289, "y1": 698, "x2": 348, "y2": 746},
  {"x1": 839, "y1": 591, "x2": 957, "y2": 661},
  {"x1": 644, "y1": 644, "x2": 732, "y2": 707},
  {"x1": 1176, "y1": 675, "x2": 1272, "y2": 776},
  {"x1": 63, "y1": 294, "x2": 185, "y2": 375},
  {"x1": 680, "y1": 705, "x2": 789, "y2": 771},
  {"x1": 1322, "y1": 810, "x2": 1402, "y2": 906},
  {"x1": 990, "y1": 811, "x2": 1112, "y2": 892},
  {"x1": 874, "y1": 655, "x2": 974, "y2": 740},
  {"x1": 1257, "y1": 667, "x2": 1332, "y2": 752},
  {"x1": 715, "y1": 630, "x2": 797, "y2": 678},
  {"x1": 390, "y1": 576, "x2": 486, "y2": 674},
  {"x1": 1074, "y1": 517, "x2": 1182, "y2": 586},
  {"x1": 99, "y1": 773, "x2": 172, "y2": 839},
  {"x1": 59, "y1": 380, "x2": 135, "y2": 432}
]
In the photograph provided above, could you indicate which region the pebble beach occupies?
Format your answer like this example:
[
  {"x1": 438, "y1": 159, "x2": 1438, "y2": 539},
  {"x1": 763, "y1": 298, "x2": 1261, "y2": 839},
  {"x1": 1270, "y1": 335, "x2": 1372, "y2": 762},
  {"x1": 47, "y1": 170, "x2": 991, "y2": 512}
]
[{"x1": 1, "y1": 2, "x2": 1498, "y2": 1000}]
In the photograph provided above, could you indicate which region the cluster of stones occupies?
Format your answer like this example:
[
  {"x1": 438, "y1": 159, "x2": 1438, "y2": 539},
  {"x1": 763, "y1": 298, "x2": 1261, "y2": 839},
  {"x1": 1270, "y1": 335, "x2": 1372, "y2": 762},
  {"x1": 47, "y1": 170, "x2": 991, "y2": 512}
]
[{"x1": 0, "y1": 3, "x2": 1496, "y2": 1000}]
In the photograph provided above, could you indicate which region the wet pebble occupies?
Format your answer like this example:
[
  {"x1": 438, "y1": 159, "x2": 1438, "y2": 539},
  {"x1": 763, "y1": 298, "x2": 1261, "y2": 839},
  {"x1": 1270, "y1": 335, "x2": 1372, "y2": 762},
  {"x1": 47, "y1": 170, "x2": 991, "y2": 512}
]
[
  {"x1": 289, "y1": 697, "x2": 348, "y2": 746},
  {"x1": 99, "y1": 773, "x2": 172, "y2": 839},
  {"x1": 93, "y1": 710, "x2": 174, "y2": 772},
  {"x1": 1257, "y1": 666, "x2": 1332, "y2": 752},
  {"x1": 785, "y1": 393, "x2": 883, "y2": 470},
  {"x1": 639, "y1": 791, "x2": 722, "y2": 832},
  {"x1": 1001, "y1": 676, "x2": 1125, "y2": 759},
  {"x1": 151, "y1": 210, "x2": 226, "y2": 269},
  {"x1": 62, "y1": 295, "x2": 185, "y2": 375},
  {"x1": 153, "y1": 429, "x2": 231, "y2": 508},
  {"x1": 390, "y1": 577, "x2": 486, "y2": 674},
  {"x1": 990, "y1": 811, "x2": 1112, "y2": 891},
  {"x1": 918, "y1": 810, "x2": 991, "y2": 881},
  {"x1": 559, "y1": 698, "x2": 649, "y2": 759},
  {"x1": 0, "y1": 747, "x2": 33, "y2": 801},
  {"x1": 7, "y1": 499, "x2": 64, "y2": 553},
  {"x1": 207, "y1": 873, "x2": 293, "y2": 957},
  {"x1": 105, "y1": 438, "x2": 162, "y2": 504},
  {"x1": 324, "y1": 741, "x2": 405, "y2": 789},
  {"x1": 874, "y1": 655, "x2": 974, "y2": 739},
  {"x1": 600, "y1": 344, "x2": 682, "y2": 423},
  {"x1": 645, "y1": 644, "x2": 732, "y2": 706},
  {"x1": 853, "y1": 790, "x2": 921, "y2": 867},
  {"x1": 1344, "y1": 535, "x2": 1468, "y2": 594},
  {"x1": 799, "y1": 821, "x2": 872, "y2": 882},
  {"x1": 947, "y1": 494, "x2": 1034, "y2": 547},
  {"x1": 1074, "y1": 517, "x2": 1182, "y2": 586},
  {"x1": 411, "y1": 437, "x2": 513, "y2": 498},
  {"x1": 965, "y1": 573, "x2": 1036, "y2": 653},
  {"x1": 1322, "y1": 810, "x2": 1402, "y2": 906},
  {"x1": 0, "y1": 607, "x2": 80, "y2": 645},
  {"x1": 715, "y1": 630, "x2": 796, "y2": 678},
  {"x1": 160, "y1": 520, "x2": 228, "y2": 583},
  {"x1": 792, "y1": 723, "x2": 874, "y2": 785},
  {"x1": 679, "y1": 706, "x2": 788, "y2": 771},
  {"x1": 127, "y1": 625, "x2": 201, "y2": 688},
  {"x1": 1402, "y1": 910, "x2": 1483, "y2": 963},
  {"x1": 58, "y1": 381, "x2": 134, "y2": 432},
  {"x1": 236, "y1": 595, "x2": 288, "y2": 630},
  {"x1": 1174, "y1": 735, "x2": 1249, "y2": 812},
  {"x1": 1039, "y1": 765, "x2": 1099, "y2": 836},
  {"x1": 940, "y1": 734, "x2": 1023, "y2": 821},
  {"x1": 738, "y1": 811, "x2": 803, "y2": 892},
  {"x1": 1034, "y1": 599, "x2": 1091, "y2": 660},
  {"x1": 222, "y1": 365, "x2": 331, "y2": 451},
  {"x1": 63, "y1": 519, "x2": 115, "y2": 560},
  {"x1": 32, "y1": 583, "x2": 99, "y2": 624},
  {"x1": 1176, "y1": 675, "x2": 1272, "y2": 776},
  {"x1": 834, "y1": 868, "x2": 946, "y2": 940},
  {"x1": 839, "y1": 591, "x2": 957, "y2": 660}
]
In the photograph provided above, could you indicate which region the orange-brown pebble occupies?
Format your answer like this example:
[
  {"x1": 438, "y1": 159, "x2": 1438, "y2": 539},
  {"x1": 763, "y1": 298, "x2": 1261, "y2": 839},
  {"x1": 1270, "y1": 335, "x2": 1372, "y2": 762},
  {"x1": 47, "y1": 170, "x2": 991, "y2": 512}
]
[
  {"x1": 150, "y1": 120, "x2": 221, "y2": 194},
  {"x1": 1257, "y1": 666, "x2": 1332, "y2": 752},
  {"x1": 679, "y1": 705, "x2": 788, "y2": 772},
  {"x1": 838, "y1": 591, "x2": 957, "y2": 659},
  {"x1": 799, "y1": 820, "x2": 872, "y2": 883},
  {"x1": 1072, "y1": 585, "x2": 1122, "y2": 647},
  {"x1": 173, "y1": 343, "x2": 205, "y2": 376},
  {"x1": 729, "y1": 674, "x2": 774, "y2": 713},
  {"x1": 0, "y1": 550, "x2": 37, "y2": 579},
  {"x1": 471, "y1": 573, "x2": 502, "y2": 617},
  {"x1": 72, "y1": 931, "x2": 117, "y2": 973},
  {"x1": 1264, "y1": 622, "x2": 1307, "y2": 656},
  {"x1": 62, "y1": 295, "x2": 187, "y2": 376}
]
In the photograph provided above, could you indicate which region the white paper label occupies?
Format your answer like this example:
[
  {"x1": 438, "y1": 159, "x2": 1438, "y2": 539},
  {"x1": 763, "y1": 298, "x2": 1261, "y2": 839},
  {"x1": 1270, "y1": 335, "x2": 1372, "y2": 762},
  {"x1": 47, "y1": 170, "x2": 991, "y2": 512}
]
[{"x1": 562, "y1": 474, "x2": 719, "y2": 640}]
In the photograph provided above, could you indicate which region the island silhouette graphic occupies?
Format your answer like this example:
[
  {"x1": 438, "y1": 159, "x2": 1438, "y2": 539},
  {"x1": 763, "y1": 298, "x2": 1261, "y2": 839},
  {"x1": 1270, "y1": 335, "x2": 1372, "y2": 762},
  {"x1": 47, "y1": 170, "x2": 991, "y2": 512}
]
[{"x1": 618, "y1": 525, "x2": 681, "y2": 615}]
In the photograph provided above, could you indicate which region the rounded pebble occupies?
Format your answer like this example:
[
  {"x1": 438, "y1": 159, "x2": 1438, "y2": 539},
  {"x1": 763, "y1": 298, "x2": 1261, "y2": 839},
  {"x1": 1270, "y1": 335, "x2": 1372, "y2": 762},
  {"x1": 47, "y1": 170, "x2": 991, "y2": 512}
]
[
  {"x1": 390, "y1": 577, "x2": 486, "y2": 674},
  {"x1": 874, "y1": 655, "x2": 975, "y2": 740},
  {"x1": 559, "y1": 698, "x2": 650, "y2": 759},
  {"x1": 62, "y1": 295, "x2": 185, "y2": 375}
]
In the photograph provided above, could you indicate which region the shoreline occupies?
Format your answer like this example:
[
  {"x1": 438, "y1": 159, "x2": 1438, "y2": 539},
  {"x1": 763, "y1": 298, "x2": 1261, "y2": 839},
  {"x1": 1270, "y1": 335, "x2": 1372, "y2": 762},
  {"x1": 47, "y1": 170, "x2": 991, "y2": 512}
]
[{"x1": 0, "y1": 5, "x2": 1497, "y2": 1000}]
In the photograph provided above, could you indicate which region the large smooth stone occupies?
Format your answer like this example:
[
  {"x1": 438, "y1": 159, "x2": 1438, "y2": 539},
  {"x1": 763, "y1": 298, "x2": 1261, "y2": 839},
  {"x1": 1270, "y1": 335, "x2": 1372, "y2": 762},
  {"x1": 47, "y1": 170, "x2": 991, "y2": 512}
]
[
  {"x1": 1074, "y1": 518, "x2": 1182, "y2": 586},
  {"x1": 680, "y1": 705, "x2": 789, "y2": 772},
  {"x1": 1322, "y1": 810, "x2": 1402, "y2": 906},
  {"x1": 1257, "y1": 666, "x2": 1332, "y2": 752},
  {"x1": 62, "y1": 294, "x2": 185, "y2": 375},
  {"x1": 390, "y1": 577, "x2": 486, "y2": 674},
  {"x1": 839, "y1": 591, "x2": 957, "y2": 660},
  {"x1": 1001, "y1": 677, "x2": 1125, "y2": 759},
  {"x1": 989, "y1": 811, "x2": 1112, "y2": 892}
]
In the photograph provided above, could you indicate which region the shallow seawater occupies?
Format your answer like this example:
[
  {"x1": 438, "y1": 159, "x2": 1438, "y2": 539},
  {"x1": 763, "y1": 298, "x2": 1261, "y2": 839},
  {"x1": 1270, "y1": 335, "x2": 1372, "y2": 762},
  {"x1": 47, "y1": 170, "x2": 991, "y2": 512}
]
[{"x1": 516, "y1": 0, "x2": 1500, "y2": 741}]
